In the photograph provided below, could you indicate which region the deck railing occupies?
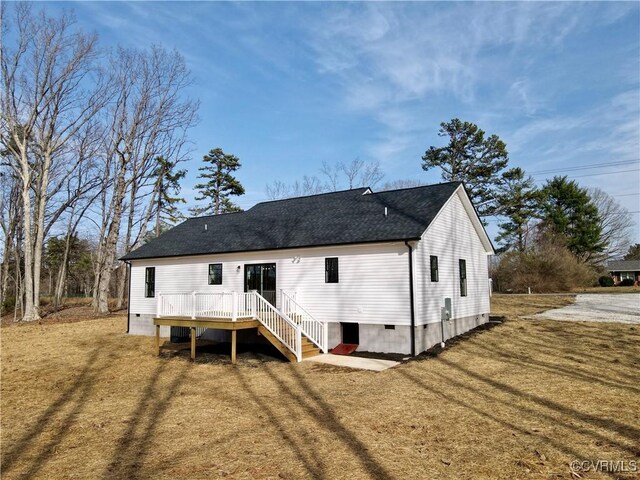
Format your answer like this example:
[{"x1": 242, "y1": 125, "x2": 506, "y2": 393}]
[
  {"x1": 254, "y1": 292, "x2": 302, "y2": 362},
  {"x1": 281, "y1": 290, "x2": 328, "y2": 353},
  {"x1": 157, "y1": 290, "x2": 303, "y2": 361},
  {"x1": 157, "y1": 291, "x2": 255, "y2": 321}
]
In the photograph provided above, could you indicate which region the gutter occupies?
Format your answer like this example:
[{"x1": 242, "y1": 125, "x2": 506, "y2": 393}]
[
  {"x1": 119, "y1": 237, "x2": 423, "y2": 262},
  {"x1": 125, "y1": 260, "x2": 131, "y2": 333},
  {"x1": 405, "y1": 241, "x2": 416, "y2": 356}
]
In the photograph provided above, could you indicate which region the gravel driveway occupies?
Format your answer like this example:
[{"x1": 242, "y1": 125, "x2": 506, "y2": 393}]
[{"x1": 532, "y1": 294, "x2": 640, "y2": 324}]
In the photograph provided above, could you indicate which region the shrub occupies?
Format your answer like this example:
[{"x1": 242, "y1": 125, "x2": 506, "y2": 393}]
[
  {"x1": 598, "y1": 275, "x2": 614, "y2": 287},
  {"x1": 493, "y1": 234, "x2": 597, "y2": 293},
  {"x1": 619, "y1": 278, "x2": 635, "y2": 287}
]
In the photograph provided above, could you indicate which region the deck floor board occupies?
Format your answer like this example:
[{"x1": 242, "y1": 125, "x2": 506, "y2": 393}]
[{"x1": 153, "y1": 317, "x2": 259, "y2": 330}]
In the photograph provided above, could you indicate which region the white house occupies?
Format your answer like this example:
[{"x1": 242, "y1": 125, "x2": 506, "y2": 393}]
[{"x1": 122, "y1": 182, "x2": 494, "y2": 362}]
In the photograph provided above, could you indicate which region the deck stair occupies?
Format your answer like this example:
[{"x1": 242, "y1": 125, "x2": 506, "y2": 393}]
[{"x1": 257, "y1": 326, "x2": 321, "y2": 362}]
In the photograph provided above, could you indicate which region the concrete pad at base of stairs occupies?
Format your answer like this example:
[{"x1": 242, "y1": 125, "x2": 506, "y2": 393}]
[{"x1": 303, "y1": 353, "x2": 399, "y2": 371}]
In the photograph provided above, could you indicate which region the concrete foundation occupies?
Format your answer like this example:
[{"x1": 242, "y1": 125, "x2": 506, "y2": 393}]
[
  {"x1": 128, "y1": 311, "x2": 489, "y2": 356},
  {"x1": 417, "y1": 313, "x2": 489, "y2": 353},
  {"x1": 129, "y1": 313, "x2": 169, "y2": 337}
]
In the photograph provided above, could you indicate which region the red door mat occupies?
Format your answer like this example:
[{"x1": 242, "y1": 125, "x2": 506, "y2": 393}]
[{"x1": 331, "y1": 344, "x2": 358, "y2": 355}]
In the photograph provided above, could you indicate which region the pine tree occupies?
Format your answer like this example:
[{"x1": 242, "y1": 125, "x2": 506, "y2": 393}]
[
  {"x1": 495, "y1": 167, "x2": 539, "y2": 252},
  {"x1": 422, "y1": 118, "x2": 509, "y2": 216},
  {"x1": 153, "y1": 156, "x2": 187, "y2": 237},
  {"x1": 539, "y1": 176, "x2": 605, "y2": 260},
  {"x1": 190, "y1": 148, "x2": 245, "y2": 216}
]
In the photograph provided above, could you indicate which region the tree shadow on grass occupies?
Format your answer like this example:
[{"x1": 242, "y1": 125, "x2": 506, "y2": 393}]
[
  {"x1": 143, "y1": 432, "x2": 238, "y2": 478},
  {"x1": 101, "y1": 361, "x2": 188, "y2": 480},
  {"x1": 261, "y1": 363, "x2": 393, "y2": 480},
  {"x1": 232, "y1": 366, "x2": 326, "y2": 479},
  {"x1": 463, "y1": 338, "x2": 640, "y2": 395},
  {"x1": 2, "y1": 346, "x2": 107, "y2": 479},
  {"x1": 507, "y1": 335, "x2": 640, "y2": 383},
  {"x1": 531, "y1": 321, "x2": 638, "y2": 344},
  {"x1": 434, "y1": 355, "x2": 640, "y2": 449},
  {"x1": 395, "y1": 367, "x2": 595, "y2": 463}
]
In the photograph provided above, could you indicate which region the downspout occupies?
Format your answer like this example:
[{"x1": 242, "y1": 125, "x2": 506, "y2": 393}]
[
  {"x1": 405, "y1": 241, "x2": 416, "y2": 356},
  {"x1": 125, "y1": 261, "x2": 131, "y2": 333}
]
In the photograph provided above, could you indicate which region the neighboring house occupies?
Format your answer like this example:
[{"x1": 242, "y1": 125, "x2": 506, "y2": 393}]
[
  {"x1": 122, "y1": 182, "x2": 494, "y2": 362},
  {"x1": 608, "y1": 260, "x2": 640, "y2": 285}
]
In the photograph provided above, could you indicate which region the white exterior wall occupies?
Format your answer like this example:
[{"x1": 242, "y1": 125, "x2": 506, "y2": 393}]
[
  {"x1": 414, "y1": 188, "x2": 491, "y2": 327},
  {"x1": 129, "y1": 242, "x2": 411, "y2": 330}
]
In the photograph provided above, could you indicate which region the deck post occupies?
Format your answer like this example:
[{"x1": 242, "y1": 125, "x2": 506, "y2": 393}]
[
  {"x1": 191, "y1": 291, "x2": 196, "y2": 319},
  {"x1": 190, "y1": 327, "x2": 196, "y2": 361},
  {"x1": 323, "y1": 322, "x2": 329, "y2": 353},
  {"x1": 232, "y1": 291, "x2": 238, "y2": 322},
  {"x1": 231, "y1": 330, "x2": 237, "y2": 364},
  {"x1": 157, "y1": 292, "x2": 162, "y2": 318},
  {"x1": 250, "y1": 291, "x2": 256, "y2": 317},
  {"x1": 295, "y1": 326, "x2": 302, "y2": 362},
  {"x1": 156, "y1": 324, "x2": 160, "y2": 355}
]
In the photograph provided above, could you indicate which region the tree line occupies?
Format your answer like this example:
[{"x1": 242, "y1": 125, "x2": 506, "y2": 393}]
[{"x1": 0, "y1": 4, "x2": 199, "y2": 319}]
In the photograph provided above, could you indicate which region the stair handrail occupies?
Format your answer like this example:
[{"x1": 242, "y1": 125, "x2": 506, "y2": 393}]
[
  {"x1": 281, "y1": 290, "x2": 327, "y2": 353},
  {"x1": 252, "y1": 291, "x2": 302, "y2": 361}
]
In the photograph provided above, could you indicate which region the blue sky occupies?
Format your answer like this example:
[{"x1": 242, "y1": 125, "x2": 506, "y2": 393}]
[{"x1": 45, "y1": 1, "x2": 640, "y2": 240}]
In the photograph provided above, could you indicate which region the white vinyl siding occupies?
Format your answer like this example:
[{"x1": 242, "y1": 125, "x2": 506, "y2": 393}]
[
  {"x1": 129, "y1": 242, "x2": 411, "y2": 326},
  {"x1": 414, "y1": 188, "x2": 491, "y2": 325}
]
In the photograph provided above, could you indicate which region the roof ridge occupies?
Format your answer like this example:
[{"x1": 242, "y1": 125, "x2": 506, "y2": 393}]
[
  {"x1": 189, "y1": 210, "x2": 245, "y2": 220},
  {"x1": 250, "y1": 186, "x2": 370, "y2": 207}
]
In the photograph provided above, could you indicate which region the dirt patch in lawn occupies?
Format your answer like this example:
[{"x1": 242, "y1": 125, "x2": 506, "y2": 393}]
[
  {"x1": 1, "y1": 300, "x2": 639, "y2": 479},
  {"x1": 1, "y1": 298, "x2": 126, "y2": 327},
  {"x1": 1, "y1": 305, "x2": 117, "y2": 327}
]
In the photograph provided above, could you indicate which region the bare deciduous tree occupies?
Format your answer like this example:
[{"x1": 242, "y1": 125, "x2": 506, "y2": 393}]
[
  {"x1": 265, "y1": 159, "x2": 385, "y2": 200},
  {"x1": 339, "y1": 158, "x2": 365, "y2": 189},
  {"x1": 1, "y1": 4, "x2": 108, "y2": 321},
  {"x1": 359, "y1": 160, "x2": 384, "y2": 189},
  {"x1": 380, "y1": 179, "x2": 424, "y2": 191},
  {"x1": 91, "y1": 46, "x2": 197, "y2": 314},
  {"x1": 589, "y1": 188, "x2": 633, "y2": 262},
  {"x1": 319, "y1": 161, "x2": 340, "y2": 192},
  {"x1": 0, "y1": 169, "x2": 22, "y2": 315}
]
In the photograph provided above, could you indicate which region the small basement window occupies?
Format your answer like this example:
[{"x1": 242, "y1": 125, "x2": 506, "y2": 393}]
[
  {"x1": 145, "y1": 267, "x2": 155, "y2": 298},
  {"x1": 430, "y1": 255, "x2": 439, "y2": 282},
  {"x1": 208, "y1": 263, "x2": 222, "y2": 285},
  {"x1": 325, "y1": 257, "x2": 339, "y2": 283},
  {"x1": 384, "y1": 325, "x2": 395, "y2": 330},
  {"x1": 459, "y1": 259, "x2": 467, "y2": 297}
]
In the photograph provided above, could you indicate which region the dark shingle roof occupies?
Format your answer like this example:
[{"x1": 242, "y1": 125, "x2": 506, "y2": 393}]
[
  {"x1": 607, "y1": 260, "x2": 640, "y2": 272},
  {"x1": 122, "y1": 182, "x2": 462, "y2": 260}
]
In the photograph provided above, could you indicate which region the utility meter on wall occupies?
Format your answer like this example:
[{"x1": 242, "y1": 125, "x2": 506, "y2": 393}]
[{"x1": 443, "y1": 297, "x2": 452, "y2": 322}]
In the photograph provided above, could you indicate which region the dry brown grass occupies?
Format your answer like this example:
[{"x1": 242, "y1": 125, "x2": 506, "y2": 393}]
[
  {"x1": 572, "y1": 286, "x2": 640, "y2": 294},
  {"x1": 490, "y1": 294, "x2": 577, "y2": 318},
  {"x1": 1, "y1": 301, "x2": 639, "y2": 480}
]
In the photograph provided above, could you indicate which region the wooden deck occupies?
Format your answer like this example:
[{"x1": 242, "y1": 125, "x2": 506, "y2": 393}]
[
  {"x1": 153, "y1": 316, "x2": 260, "y2": 364},
  {"x1": 153, "y1": 314, "x2": 321, "y2": 364}
]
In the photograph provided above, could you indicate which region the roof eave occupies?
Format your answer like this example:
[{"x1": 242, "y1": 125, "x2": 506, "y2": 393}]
[{"x1": 120, "y1": 236, "x2": 423, "y2": 262}]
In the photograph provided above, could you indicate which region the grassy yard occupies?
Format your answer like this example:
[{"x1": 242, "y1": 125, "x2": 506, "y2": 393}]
[
  {"x1": 1, "y1": 298, "x2": 639, "y2": 479},
  {"x1": 571, "y1": 286, "x2": 640, "y2": 294}
]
